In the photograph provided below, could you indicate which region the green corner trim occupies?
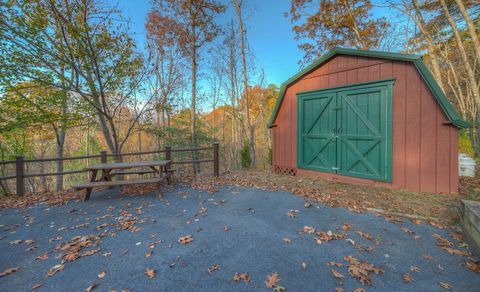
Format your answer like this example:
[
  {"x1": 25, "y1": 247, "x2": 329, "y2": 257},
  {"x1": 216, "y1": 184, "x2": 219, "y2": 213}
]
[{"x1": 267, "y1": 47, "x2": 469, "y2": 129}]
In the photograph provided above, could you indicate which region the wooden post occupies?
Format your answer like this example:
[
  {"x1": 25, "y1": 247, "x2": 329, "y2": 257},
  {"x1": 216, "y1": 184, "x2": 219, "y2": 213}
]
[
  {"x1": 213, "y1": 142, "x2": 219, "y2": 177},
  {"x1": 165, "y1": 146, "x2": 171, "y2": 161},
  {"x1": 15, "y1": 156, "x2": 25, "y2": 196},
  {"x1": 100, "y1": 151, "x2": 107, "y2": 164},
  {"x1": 165, "y1": 146, "x2": 172, "y2": 172}
]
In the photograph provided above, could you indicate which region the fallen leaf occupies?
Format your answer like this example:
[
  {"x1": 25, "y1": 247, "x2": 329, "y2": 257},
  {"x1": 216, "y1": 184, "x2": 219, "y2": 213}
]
[
  {"x1": 0, "y1": 267, "x2": 20, "y2": 277},
  {"x1": 354, "y1": 288, "x2": 366, "y2": 292},
  {"x1": 421, "y1": 254, "x2": 433, "y2": 260},
  {"x1": 439, "y1": 282, "x2": 452, "y2": 290},
  {"x1": 283, "y1": 237, "x2": 292, "y2": 244},
  {"x1": 410, "y1": 266, "x2": 420, "y2": 272},
  {"x1": 464, "y1": 260, "x2": 480, "y2": 273},
  {"x1": 287, "y1": 210, "x2": 299, "y2": 218},
  {"x1": 207, "y1": 264, "x2": 220, "y2": 274},
  {"x1": 233, "y1": 272, "x2": 250, "y2": 283},
  {"x1": 304, "y1": 203, "x2": 312, "y2": 208},
  {"x1": 303, "y1": 226, "x2": 315, "y2": 234},
  {"x1": 145, "y1": 251, "x2": 153, "y2": 258},
  {"x1": 265, "y1": 272, "x2": 281, "y2": 288},
  {"x1": 98, "y1": 271, "x2": 106, "y2": 279},
  {"x1": 400, "y1": 227, "x2": 415, "y2": 235},
  {"x1": 301, "y1": 262, "x2": 307, "y2": 270},
  {"x1": 335, "y1": 288, "x2": 344, "y2": 292},
  {"x1": 331, "y1": 269, "x2": 345, "y2": 283},
  {"x1": 46, "y1": 264, "x2": 64, "y2": 277},
  {"x1": 31, "y1": 283, "x2": 42, "y2": 290},
  {"x1": 402, "y1": 273, "x2": 412, "y2": 283},
  {"x1": 342, "y1": 223, "x2": 351, "y2": 231},
  {"x1": 86, "y1": 283, "x2": 97, "y2": 292},
  {"x1": 344, "y1": 255, "x2": 384, "y2": 286},
  {"x1": 356, "y1": 230, "x2": 373, "y2": 241},
  {"x1": 36, "y1": 253, "x2": 48, "y2": 260},
  {"x1": 145, "y1": 268, "x2": 155, "y2": 279},
  {"x1": 224, "y1": 226, "x2": 230, "y2": 231},
  {"x1": 326, "y1": 261, "x2": 343, "y2": 267},
  {"x1": 9, "y1": 239, "x2": 23, "y2": 245},
  {"x1": 82, "y1": 248, "x2": 100, "y2": 257},
  {"x1": 178, "y1": 235, "x2": 193, "y2": 244}
]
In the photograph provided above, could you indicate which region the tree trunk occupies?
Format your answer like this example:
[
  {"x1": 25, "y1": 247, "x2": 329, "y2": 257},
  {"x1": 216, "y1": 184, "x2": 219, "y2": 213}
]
[
  {"x1": 55, "y1": 129, "x2": 65, "y2": 192},
  {"x1": 191, "y1": 32, "x2": 200, "y2": 174},
  {"x1": 454, "y1": 0, "x2": 480, "y2": 63},
  {"x1": 410, "y1": 0, "x2": 445, "y2": 92},
  {"x1": 439, "y1": 0, "x2": 480, "y2": 110},
  {"x1": 233, "y1": 0, "x2": 256, "y2": 167}
]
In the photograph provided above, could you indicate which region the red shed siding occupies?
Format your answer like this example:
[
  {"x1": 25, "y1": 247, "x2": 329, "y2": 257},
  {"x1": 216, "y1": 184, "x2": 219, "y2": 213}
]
[{"x1": 272, "y1": 55, "x2": 459, "y2": 194}]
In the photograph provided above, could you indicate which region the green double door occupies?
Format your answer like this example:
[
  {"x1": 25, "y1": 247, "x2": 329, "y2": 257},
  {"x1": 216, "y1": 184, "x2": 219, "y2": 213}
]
[{"x1": 297, "y1": 80, "x2": 393, "y2": 181}]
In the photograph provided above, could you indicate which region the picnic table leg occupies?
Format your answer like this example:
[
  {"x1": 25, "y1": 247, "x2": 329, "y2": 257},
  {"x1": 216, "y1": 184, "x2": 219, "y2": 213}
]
[
  {"x1": 166, "y1": 165, "x2": 173, "y2": 185},
  {"x1": 85, "y1": 169, "x2": 98, "y2": 201},
  {"x1": 155, "y1": 180, "x2": 162, "y2": 198}
]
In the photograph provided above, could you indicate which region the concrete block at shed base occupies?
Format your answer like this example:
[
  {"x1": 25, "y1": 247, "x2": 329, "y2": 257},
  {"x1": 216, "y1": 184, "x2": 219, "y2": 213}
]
[
  {"x1": 460, "y1": 200, "x2": 480, "y2": 256},
  {"x1": 459, "y1": 153, "x2": 476, "y2": 177}
]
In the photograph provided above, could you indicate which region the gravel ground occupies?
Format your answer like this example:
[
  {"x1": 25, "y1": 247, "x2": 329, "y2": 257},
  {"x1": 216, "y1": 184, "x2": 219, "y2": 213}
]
[{"x1": 0, "y1": 185, "x2": 478, "y2": 291}]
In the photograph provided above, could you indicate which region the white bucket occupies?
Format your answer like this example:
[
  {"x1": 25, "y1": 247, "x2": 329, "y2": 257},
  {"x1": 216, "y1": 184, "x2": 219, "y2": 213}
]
[{"x1": 459, "y1": 153, "x2": 476, "y2": 177}]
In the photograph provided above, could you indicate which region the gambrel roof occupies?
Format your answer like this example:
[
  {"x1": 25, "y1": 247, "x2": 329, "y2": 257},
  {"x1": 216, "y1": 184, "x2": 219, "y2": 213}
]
[{"x1": 268, "y1": 48, "x2": 469, "y2": 129}]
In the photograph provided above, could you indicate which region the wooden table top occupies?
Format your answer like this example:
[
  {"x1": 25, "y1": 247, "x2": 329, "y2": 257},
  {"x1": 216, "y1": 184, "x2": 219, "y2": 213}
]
[{"x1": 85, "y1": 160, "x2": 171, "y2": 171}]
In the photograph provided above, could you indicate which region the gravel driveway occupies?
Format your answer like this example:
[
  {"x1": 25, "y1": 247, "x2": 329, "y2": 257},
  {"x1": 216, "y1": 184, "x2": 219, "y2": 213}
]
[{"x1": 0, "y1": 184, "x2": 478, "y2": 291}]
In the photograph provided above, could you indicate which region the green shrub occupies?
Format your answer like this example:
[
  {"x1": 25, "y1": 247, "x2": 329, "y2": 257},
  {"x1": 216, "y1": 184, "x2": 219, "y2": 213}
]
[
  {"x1": 267, "y1": 147, "x2": 272, "y2": 166},
  {"x1": 240, "y1": 140, "x2": 251, "y2": 169},
  {"x1": 459, "y1": 131, "x2": 476, "y2": 158}
]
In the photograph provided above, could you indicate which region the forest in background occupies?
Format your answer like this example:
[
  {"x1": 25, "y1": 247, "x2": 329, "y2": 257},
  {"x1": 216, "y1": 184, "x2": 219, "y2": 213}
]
[{"x1": 0, "y1": 0, "x2": 479, "y2": 195}]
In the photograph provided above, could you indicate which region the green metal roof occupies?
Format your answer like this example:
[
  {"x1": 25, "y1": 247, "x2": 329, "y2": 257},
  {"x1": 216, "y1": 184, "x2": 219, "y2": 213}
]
[{"x1": 267, "y1": 47, "x2": 469, "y2": 129}]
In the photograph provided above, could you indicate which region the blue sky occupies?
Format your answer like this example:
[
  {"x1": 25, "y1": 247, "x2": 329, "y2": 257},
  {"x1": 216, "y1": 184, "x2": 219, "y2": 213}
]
[{"x1": 118, "y1": 0, "x2": 304, "y2": 87}]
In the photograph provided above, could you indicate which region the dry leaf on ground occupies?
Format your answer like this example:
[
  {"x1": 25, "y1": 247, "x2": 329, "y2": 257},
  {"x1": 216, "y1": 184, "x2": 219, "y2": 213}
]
[
  {"x1": 98, "y1": 271, "x2": 106, "y2": 279},
  {"x1": 402, "y1": 273, "x2": 412, "y2": 283},
  {"x1": 439, "y1": 282, "x2": 452, "y2": 290},
  {"x1": 0, "y1": 267, "x2": 19, "y2": 277},
  {"x1": 331, "y1": 269, "x2": 345, "y2": 283},
  {"x1": 464, "y1": 260, "x2": 480, "y2": 273},
  {"x1": 208, "y1": 264, "x2": 220, "y2": 274},
  {"x1": 233, "y1": 272, "x2": 250, "y2": 283},
  {"x1": 344, "y1": 255, "x2": 384, "y2": 286},
  {"x1": 303, "y1": 226, "x2": 315, "y2": 234},
  {"x1": 326, "y1": 261, "x2": 343, "y2": 267},
  {"x1": 265, "y1": 272, "x2": 281, "y2": 288},
  {"x1": 86, "y1": 283, "x2": 97, "y2": 292},
  {"x1": 46, "y1": 264, "x2": 64, "y2": 277},
  {"x1": 31, "y1": 284, "x2": 42, "y2": 290},
  {"x1": 178, "y1": 235, "x2": 193, "y2": 244},
  {"x1": 410, "y1": 266, "x2": 420, "y2": 272},
  {"x1": 145, "y1": 268, "x2": 155, "y2": 279}
]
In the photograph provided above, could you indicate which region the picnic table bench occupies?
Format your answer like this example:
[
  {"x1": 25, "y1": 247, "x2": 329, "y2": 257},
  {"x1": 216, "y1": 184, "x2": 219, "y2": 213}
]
[{"x1": 74, "y1": 160, "x2": 174, "y2": 201}]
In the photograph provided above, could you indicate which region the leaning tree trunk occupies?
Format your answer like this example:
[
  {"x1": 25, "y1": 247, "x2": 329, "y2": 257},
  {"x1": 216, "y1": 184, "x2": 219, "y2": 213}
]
[
  {"x1": 233, "y1": 0, "x2": 256, "y2": 167},
  {"x1": 411, "y1": 0, "x2": 445, "y2": 92},
  {"x1": 454, "y1": 0, "x2": 480, "y2": 63}
]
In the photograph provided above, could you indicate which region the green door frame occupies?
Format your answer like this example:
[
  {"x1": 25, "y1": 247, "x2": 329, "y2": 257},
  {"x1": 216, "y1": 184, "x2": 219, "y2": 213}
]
[{"x1": 297, "y1": 78, "x2": 394, "y2": 182}]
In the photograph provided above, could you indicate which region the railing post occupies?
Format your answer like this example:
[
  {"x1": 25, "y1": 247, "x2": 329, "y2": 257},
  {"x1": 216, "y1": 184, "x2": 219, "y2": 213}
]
[
  {"x1": 100, "y1": 151, "x2": 107, "y2": 163},
  {"x1": 213, "y1": 142, "x2": 219, "y2": 177},
  {"x1": 15, "y1": 156, "x2": 25, "y2": 196},
  {"x1": 165, "y1": 146, "x2": 172, "y2": 171}
]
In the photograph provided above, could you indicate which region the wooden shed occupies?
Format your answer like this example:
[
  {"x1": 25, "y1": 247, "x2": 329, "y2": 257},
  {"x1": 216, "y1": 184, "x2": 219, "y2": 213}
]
[{"x1": 268, "y1": 48, "x2": 468, "y2": 194}]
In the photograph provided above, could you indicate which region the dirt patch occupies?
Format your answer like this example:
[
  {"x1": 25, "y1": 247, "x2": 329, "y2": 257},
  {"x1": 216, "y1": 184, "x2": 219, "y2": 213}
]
[
  {"x1": 0, "y1": 189, "x2": 84, "y2": 209},
  {"x1": 195, "y1": 170, "x2": 476, "y2": 227}
]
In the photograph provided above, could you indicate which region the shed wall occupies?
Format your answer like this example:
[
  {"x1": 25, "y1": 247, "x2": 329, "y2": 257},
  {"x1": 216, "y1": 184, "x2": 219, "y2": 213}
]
[{"x1": 272, "y1": 55, "x2": 458, "y2": 194}]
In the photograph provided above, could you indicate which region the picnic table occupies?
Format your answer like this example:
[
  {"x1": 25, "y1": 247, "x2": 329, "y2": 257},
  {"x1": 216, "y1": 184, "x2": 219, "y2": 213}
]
[{"x1": 74, "y1": 160, "x2": 174, "y2": 201}]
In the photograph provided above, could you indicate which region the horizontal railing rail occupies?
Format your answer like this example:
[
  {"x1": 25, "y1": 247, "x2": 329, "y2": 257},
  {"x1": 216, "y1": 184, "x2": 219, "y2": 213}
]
[{"x1": 0, "y1": 143, "x2": 220, "y2": 195}]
